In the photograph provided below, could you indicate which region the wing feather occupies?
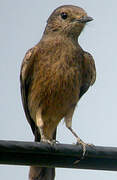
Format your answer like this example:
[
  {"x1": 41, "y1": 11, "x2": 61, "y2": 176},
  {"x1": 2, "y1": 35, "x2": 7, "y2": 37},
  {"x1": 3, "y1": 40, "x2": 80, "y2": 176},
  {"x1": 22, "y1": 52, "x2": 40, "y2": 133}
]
[
  {"x1": 20, "y1": 48, "x2": 37, "y2": 135},
  {"x1": 79, "y1": 51, "x2": 96, "y2": 98}
]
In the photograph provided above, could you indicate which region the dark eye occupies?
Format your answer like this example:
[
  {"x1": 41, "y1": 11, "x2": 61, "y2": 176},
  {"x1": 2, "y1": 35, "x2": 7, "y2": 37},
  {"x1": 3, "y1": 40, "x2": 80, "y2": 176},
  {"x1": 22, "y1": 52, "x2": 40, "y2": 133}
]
[{"x1": 61, "y1": 12, "x2": 68, "y2": 20}]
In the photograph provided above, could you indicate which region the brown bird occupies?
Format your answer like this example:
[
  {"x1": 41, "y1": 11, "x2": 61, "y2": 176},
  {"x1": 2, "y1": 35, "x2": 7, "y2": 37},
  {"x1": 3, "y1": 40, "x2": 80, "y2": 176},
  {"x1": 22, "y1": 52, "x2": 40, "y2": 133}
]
[{"x1": 20, "y1": 5, "x2": 96, "y2": 180}]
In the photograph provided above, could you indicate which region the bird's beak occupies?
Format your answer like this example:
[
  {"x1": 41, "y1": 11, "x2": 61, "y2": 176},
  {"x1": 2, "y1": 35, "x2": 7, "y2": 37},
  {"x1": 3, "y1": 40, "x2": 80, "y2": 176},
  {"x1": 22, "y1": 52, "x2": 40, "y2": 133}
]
[{"x1": 77, "y1": 16, "x2": 93, "y2": 23}]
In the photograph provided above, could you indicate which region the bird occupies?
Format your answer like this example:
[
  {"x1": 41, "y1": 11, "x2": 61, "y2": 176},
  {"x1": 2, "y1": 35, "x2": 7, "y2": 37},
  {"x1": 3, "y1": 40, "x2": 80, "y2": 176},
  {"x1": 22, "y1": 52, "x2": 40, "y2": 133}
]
[{"x1": 20, "y1": 4, "x2": 96, "y2": 180}]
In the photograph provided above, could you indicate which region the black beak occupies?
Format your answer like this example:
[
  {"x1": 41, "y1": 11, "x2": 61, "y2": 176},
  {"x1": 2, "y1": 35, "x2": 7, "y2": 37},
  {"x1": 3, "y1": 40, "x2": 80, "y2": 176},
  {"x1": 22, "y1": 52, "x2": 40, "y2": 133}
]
[{"x1": 77, "y1": 16, "x2": 93, "y2": 23}]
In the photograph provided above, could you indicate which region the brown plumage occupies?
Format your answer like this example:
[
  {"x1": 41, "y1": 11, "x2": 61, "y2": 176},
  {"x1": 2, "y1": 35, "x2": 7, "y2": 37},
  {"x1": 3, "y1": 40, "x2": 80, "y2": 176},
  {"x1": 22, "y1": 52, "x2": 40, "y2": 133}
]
[{"x1": 20, "y1": 5, "x2": 96, "y2": 180}]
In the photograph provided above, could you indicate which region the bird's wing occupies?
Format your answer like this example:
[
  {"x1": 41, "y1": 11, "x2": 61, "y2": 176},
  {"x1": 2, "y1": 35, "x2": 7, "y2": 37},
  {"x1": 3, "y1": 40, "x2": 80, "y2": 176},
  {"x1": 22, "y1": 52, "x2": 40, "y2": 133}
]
[
  {"x1": 79, "y1": 51, "x2": 96, "y2": 98},
  {"x1": 20, "y1": 47, "x2": 57, "y2": 141},
  {"x1": 20, "y1": 47, "x2": 37, "y2": 136}
]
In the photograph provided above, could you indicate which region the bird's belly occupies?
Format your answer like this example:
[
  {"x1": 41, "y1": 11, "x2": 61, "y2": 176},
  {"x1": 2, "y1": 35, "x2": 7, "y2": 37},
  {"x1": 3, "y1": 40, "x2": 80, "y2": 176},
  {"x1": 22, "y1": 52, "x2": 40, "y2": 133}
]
[
  {"x1": 43, "y1": 85, "x2": 79, "y2": 119},
  {"x1": 28, "y1": 67, "x2": 80, "y2": 122}
]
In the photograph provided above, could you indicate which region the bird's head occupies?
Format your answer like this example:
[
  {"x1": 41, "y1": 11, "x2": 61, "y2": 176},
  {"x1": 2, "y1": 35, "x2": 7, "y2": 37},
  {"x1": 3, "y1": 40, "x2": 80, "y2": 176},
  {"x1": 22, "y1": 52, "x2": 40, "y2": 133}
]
[{"x1": 44, "y1": 5, "x2": 93, "y2": 39}]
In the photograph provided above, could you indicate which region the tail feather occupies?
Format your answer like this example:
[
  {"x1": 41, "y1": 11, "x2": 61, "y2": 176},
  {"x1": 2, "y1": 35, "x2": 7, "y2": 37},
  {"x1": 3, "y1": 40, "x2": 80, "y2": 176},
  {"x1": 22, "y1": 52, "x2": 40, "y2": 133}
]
[
  {"x1": 29, "y1": 127, "x2": 56, "y2": 180},
  {"x1": 29, "y1": 166, "x2": 55, "y2": 180}
]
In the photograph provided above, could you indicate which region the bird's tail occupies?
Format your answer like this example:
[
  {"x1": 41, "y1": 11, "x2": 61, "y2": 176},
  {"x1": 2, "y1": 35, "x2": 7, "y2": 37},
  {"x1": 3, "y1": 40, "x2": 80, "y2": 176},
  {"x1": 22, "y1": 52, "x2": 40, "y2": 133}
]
[
  {"x1": 29, "y1": 128, "x2": 56, "y2": 180},
  {"x1": 29, "y1": 166, "x2": 55, "y2": 180}
]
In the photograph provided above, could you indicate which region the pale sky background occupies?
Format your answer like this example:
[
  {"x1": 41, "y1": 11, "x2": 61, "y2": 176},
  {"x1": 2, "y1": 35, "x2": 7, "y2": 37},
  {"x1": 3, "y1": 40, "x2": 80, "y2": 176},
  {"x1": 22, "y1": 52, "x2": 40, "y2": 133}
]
[{"x1": 0, "y1": 0, "x2": 117, "y2": 179}]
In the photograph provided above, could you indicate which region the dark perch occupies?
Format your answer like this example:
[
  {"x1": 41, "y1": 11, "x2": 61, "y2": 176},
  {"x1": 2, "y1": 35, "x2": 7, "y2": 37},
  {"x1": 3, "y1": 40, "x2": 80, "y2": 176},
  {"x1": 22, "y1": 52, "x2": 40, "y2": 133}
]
[{"x1": 0, "y1": 140, "x2": 117, "y2": 171}]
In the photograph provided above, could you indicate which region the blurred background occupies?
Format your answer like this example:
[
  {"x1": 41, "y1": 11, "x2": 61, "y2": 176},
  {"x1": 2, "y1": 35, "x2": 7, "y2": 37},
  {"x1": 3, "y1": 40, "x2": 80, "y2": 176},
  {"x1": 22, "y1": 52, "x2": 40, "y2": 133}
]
[{"x1": 0, "y1": 0, "x2": 117, "y2": 179}]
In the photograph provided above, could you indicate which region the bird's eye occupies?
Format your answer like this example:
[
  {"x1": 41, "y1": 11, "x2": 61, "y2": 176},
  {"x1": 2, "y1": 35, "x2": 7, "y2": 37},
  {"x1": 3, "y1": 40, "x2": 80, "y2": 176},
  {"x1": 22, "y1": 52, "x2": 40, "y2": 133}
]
[{"x1": 61, "y1": 12, "x2": 68, "y2": 20}]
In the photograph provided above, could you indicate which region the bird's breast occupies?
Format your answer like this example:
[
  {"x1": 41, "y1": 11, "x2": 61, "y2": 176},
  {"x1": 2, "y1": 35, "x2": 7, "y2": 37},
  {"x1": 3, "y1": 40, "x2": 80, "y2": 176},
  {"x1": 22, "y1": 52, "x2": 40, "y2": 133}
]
[
  {"x1": 28, "y1": 41, "x2": 81, "y2": 119},
  {"x1": 28, "y1": 47, "x2": 82, "y2": 121}
]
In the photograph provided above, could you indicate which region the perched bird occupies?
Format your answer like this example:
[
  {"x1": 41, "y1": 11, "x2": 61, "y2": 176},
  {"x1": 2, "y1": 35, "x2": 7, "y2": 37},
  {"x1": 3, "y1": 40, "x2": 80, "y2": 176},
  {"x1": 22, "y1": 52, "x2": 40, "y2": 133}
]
[{"x1": 20, "y1": 5, "x2": 96, "y2": 180}]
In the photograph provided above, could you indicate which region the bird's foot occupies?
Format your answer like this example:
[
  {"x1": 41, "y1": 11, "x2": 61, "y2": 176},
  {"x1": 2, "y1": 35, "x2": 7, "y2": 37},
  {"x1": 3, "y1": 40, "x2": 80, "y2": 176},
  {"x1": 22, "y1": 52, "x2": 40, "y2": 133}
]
[
  {"x1": 76, "y1": 138, "x2": 87, "y2": 157},
  {"x1": 52, "y1": 139, "x2": 60, "y2": 144},
  {"x1": 73, "y1": 138, "x2": 90, "y2": 164},
  {"x1": 76, "y1": 138, "x2": 94, "y2": 157},
  {"x1": 41, "y1": 138, "x2": 52, "y2": 144},
  {"x1": 41, "y1": 138, "x2": 59, "y2": 145}
]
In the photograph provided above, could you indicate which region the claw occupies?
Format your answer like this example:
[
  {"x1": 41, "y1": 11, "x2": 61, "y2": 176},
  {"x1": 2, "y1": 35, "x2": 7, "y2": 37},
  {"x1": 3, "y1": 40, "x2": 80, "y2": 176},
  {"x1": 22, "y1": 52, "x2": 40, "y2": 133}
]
[
  {"x1": 41, "y1": 138, "x2": 59, "y2": 145},
  {"x1": 41, "y1": 138, "x2": 53, "y2": 144},
  {"x1": 76, "y1": 138, "x2": 87, "y2": 157},
  {"x1": 76, "y1": 138, "x2": 94, "y2": 159},
  {"x1": 74, "y1": 139, "x2": 88, "y2": 164},
  {"x1": 52, "y1": 140, "x2": 60, "y2": 144}
]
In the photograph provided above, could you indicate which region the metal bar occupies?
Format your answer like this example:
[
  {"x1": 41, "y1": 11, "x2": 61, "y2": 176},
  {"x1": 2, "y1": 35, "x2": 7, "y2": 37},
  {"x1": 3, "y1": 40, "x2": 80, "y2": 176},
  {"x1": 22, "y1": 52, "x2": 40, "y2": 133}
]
[{"x1": 0, "y1": 140, "x2": 117, "y2": 171}]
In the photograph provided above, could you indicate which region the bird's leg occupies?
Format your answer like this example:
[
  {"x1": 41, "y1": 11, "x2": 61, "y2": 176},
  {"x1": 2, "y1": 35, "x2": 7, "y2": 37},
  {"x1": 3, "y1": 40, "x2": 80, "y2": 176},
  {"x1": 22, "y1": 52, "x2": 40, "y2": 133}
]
[
  {"x1": 36, "y1": 108, "x2": 46, "y2": 141},
  {"x1": 67, "y1": 127, "x2": 87, "y2": 157},
  {"x1": 64, "y1": 107, "x2": 87, "y2": 157},
  {"x1": 36, "y1": 108, "x2": 52, "y2": 144}
]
